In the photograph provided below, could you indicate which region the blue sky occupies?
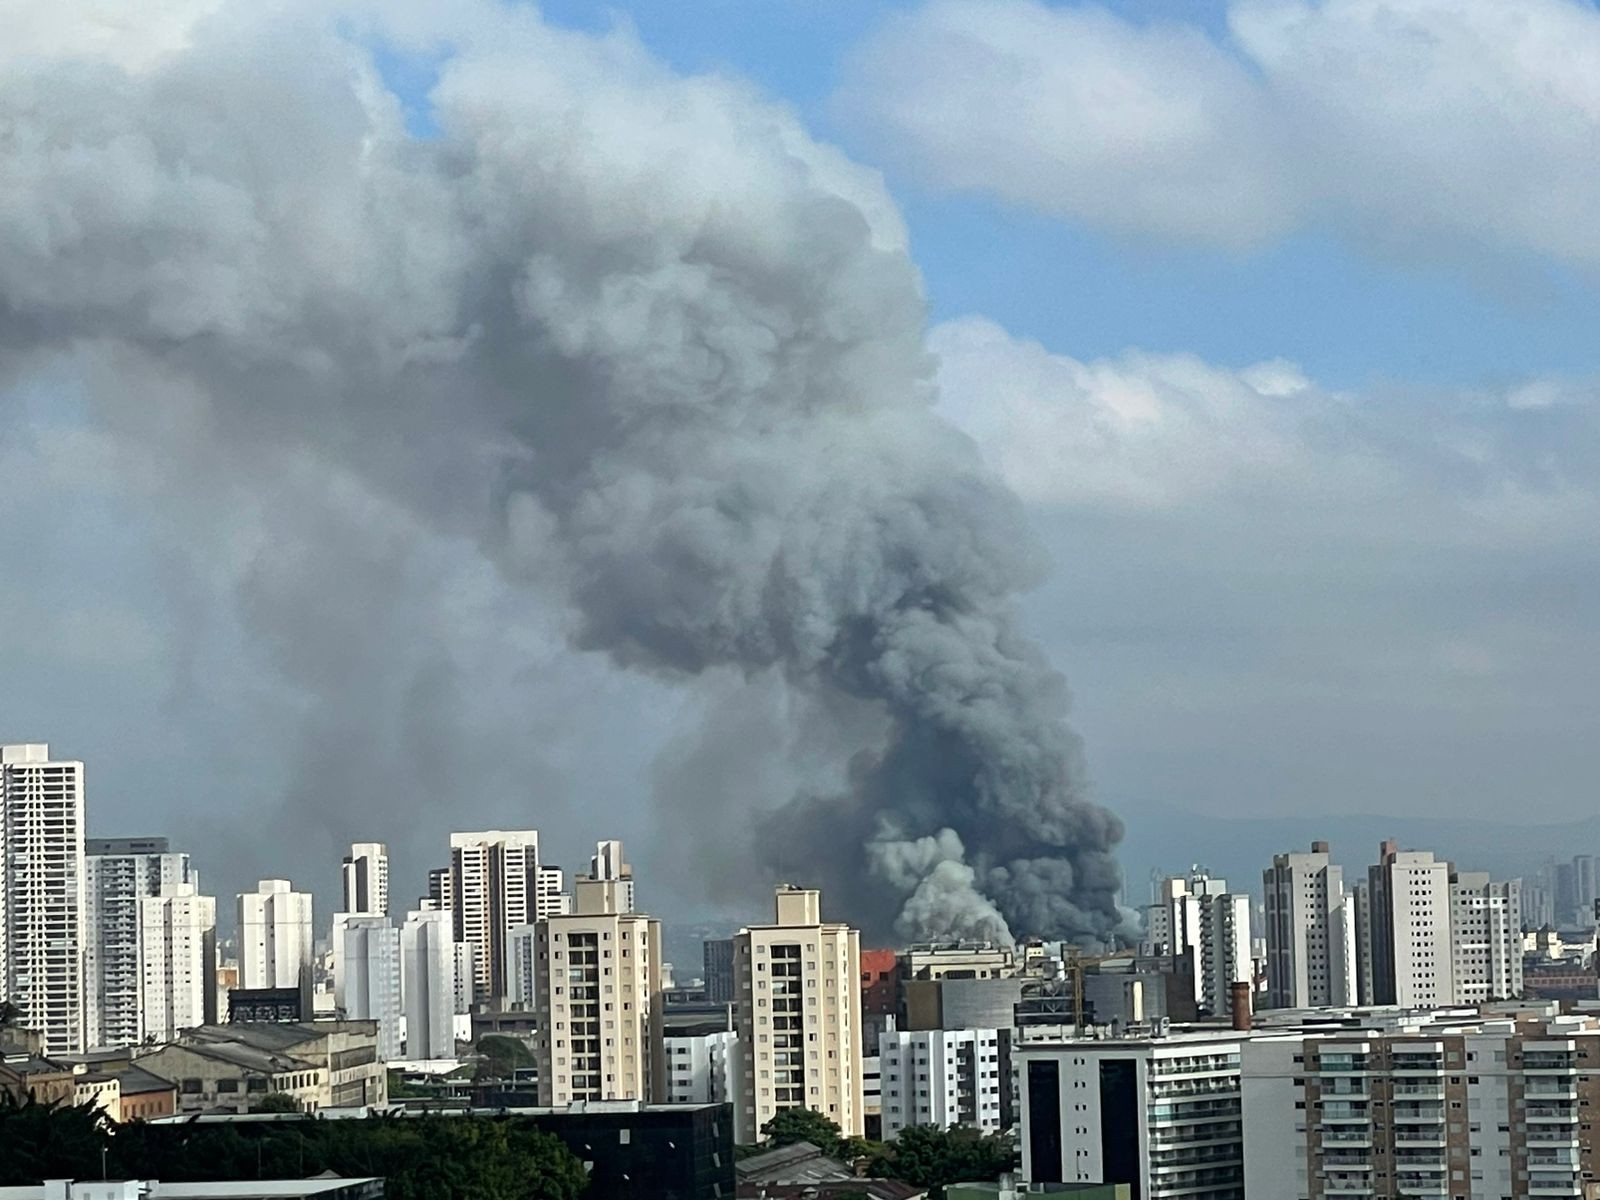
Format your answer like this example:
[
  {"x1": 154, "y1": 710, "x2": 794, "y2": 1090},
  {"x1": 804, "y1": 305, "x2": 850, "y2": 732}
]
[{"x1": 526, "y1": 0, "x2": 1600, "y2": 390}]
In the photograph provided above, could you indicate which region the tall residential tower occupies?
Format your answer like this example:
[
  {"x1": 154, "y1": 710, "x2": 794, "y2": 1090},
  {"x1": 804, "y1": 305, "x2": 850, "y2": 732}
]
[
  {"x1": 733, "y1": 885, "x2": 863, "y2": 1144},
  {"x1": 1, "y1": 744, "x2": 86, "y2": 1055}
]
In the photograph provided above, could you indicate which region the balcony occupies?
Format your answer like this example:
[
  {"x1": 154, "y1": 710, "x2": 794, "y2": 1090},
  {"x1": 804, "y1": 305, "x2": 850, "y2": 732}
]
[
  {"x1": 1525, "y1": 1104, "x2": 1580, "y2": 1124},
  {"x1": 1524, "y1": 1078, "x2": 1578, "y2": 1098},
  {"x1": 1392, "y1": 1129, "x2": 1447, "y2": 1147},
  {"x1": 1390, "y1": 1082, "x2": 1445, "y2": 1100},
  {"x1": 1393, "y1": 1171, "x2": 1448, "y2": 1198},
  {"x1": 1319, "y1": 1130, "x2": 1373, "y2": 1147},
  {"x1": 1526, "y1": 1126, "x2": 1581, "y2": 1145},
  {"x1": 1319, "y1": 1106, "x2": 1372, "y2": 1125},
  {"x1": 1526, "y1": 1177, "x2": 1582, "y2": 1197},
  {"x1": 1390, "y1": 1103, "x2": 1446, "y2": 1124},
  {"x1": 1318, "y1": 1055, "x2": 1372, "y2": 1074},
  {"x1": 1323, "y1": 1177, "x2": 1376, "y2": 1196}
]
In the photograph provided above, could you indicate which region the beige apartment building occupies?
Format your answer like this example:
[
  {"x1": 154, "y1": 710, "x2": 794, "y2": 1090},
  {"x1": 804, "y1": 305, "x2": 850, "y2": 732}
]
[
  {"x1": 1242, "y1": 1006, "x2": 1600, "y2": 1199},
  {"x1": 733, "y1": 885, "x2": 863, "y2": 1144},
  {"x1": 533, "y1": 877, "x2": 663, "y2": 1105}
]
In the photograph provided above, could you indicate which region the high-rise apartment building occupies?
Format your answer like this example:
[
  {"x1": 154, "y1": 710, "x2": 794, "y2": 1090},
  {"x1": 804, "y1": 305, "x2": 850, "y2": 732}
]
[
  {"x1": 342, "y1": 843, "x2": 389, "y2": 917},
  {"x1": 1241, "y1": 1007, "x2": 1600, "y2": 1200},
  {"x1": 84, "y1": 836, "x2": 197, "y2": 1047},
  {"x1": 400, "y1": 909, "x2": 457, "y2": 1061},
  {"x1": 1145, "y1": 870, "x2": 1252, "y2": 1017},
  {"x1": 342, "y1": 915, "x2": 402, "y2": 1060},
  {"x1": 665, "y1": 1028, "x2": 740, "y2": 1105},
  {"x1": 138, "y1": 882, "x2": 217, "y2": 1042},
  {"x1": 1262, "y1": 842, "x2": 1358, "y2": 1009},
  {"x1": 1, "y1": 744, "x2": 86, "y2": 1055},
  {"x1": 1016, "y1": 1028, "x2": 1245, "y2": 1198},
  {"x1": 1449, "y1": 870, "x2": 1522, "y2": 1004},
  {"x1": 446, "y1": 830, "x2": 544, "y2": 1005},
  {"x1": 1366, "y1": 842, "x2": 1454, "y2": 1007},
  {"x1": 879, "y1": 1026, "x2": 1006, "y2": 1140},
  {"x1": 508, "y1": 922, "x2": 538, "y2": 1009},
  {"x1": 733, "y1": 885, "x2": 864, "y2": 1144},
  {"x1": 703, "y1": 938, "x2": 735, "y2": 1004},
  {"x1": 237, "y1": 879, "x2": 313, "y2": 991},
  {"x1": 537, "y1": 864, "x2": 570, "y2": 919},
  {"x1": 583, "y1": 840, "x2": 634, "y2": 913},
  {"x1": 533, "y1": 876, "x2": 664, "y2": 1105}
]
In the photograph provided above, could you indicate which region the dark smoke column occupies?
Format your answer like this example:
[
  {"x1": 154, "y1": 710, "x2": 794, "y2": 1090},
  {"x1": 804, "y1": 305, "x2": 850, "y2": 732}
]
[{"x1": 0, "y1": 2, "x2": 1129, "y2": 946}]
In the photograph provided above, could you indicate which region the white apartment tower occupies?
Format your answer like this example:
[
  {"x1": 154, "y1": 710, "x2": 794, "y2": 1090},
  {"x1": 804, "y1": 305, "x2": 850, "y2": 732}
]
[
  {"x1": 0, "y1": 744, "x2": 87, "y2": 1055},
  {"x1": 665, "y1": 1029, "x2": 741, "y2": 1105},
  {"x1": 447, "y1": 830, "x2": 543, "y2": 1005},
  {"x1": 1017, "y1": 1029, "x2": 1245, "y2": 1197},
  {"x1": 400, "y1": 909, "x2": 457, "y2": 1060},
  {"x1": 237, "y1": 879, "x2": 313, "y2": 991},
  {"x1": 585, "y1": 840, "x2": 634, "y2": 913},
  {"x1": 509, "y1": 923, "x2": 538, "y2": 1009},
  {"x1": 1450, "y1": 870, "x2": 1522, "y2": 1003},
  {"x1": 1145, "y1": 870, "x2": 1253, "y2": 1017},
  {"x1": 138, "y1": 883, "x2": 217, "y2": 1042},
  {"x1": 879, "y1": 1027, "x2": 1005, "y2": 1140},
  {"x1": 1366, "y1": 841, "x2": 1454, "y2": 1007},
  {"x1": 342, "y1": 843, "x2": 389, "y2": 917},
  {"x1": 1263, "y1": 842, "x2": 1358, "y2": 1009},
  {"x1": 733, "y1": 885, "x2": 864, "y2": 1144},
  {"x1": 533, "y1": 876, "x2": 664, "y2": 1105},
  {"x1": 84, "y1": 836, "x2": 197, "y2": 1047},
  {"x1": 342, "y1": 915, "x2": 402, "y2": 1060},
  {"x1": 537, "y1": 865, "x2": 570, "y2": 918}
]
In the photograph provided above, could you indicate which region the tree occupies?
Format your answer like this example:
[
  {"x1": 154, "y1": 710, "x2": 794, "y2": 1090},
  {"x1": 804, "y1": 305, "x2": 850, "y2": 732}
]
[
  {"x1": 249, "y1": 1093, "x2": 302, "y2": 1114},
  {"x1": 760, "y1": 1107, "x2": 843, "y2": 1156},
  {"x1": 474, "y1": 1035, "x2": 535, "y2": 1082},
  {"x1": 878, "y1": 1125, "x2": 1015, "y2": 1197},
  {"x1": 0, "y1": 1000, "x2": 21, "y2": 1028},
  {"x1": 0, "y1": 1094, "x2": 114, "y2": 1185}
]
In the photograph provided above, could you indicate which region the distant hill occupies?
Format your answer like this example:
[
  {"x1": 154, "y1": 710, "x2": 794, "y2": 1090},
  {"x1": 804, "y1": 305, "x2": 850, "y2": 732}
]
[{"x1": 1117, "y1": 804, "x2": 1600, "y2": 904}]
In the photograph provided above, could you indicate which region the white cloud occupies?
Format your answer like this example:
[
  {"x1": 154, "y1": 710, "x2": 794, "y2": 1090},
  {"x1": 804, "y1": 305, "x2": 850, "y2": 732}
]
[
  {"x1": 932, "y1": 314, "x2": 1600, "y2": 540},
  {"x1": 843, "y1": 0, "x2": 1600, "y2": 266}
]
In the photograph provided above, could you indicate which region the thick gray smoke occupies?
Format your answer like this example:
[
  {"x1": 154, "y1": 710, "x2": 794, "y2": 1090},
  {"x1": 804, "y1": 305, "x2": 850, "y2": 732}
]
[{"x1": 0, "y1": 0, "x2": 1129, "y2": 943}]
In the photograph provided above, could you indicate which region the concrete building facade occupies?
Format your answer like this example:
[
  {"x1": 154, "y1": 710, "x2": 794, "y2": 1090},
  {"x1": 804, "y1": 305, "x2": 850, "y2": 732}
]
[
  {"x1": 664, "y1": 1028, "x2": 740, "y2": 1105},
  {"x1": 733, "y1": 885, "x2": 864, "y2": 1144},
  {"x1": 1366, "y1": 842, "x2": 1454, "y2": 1008},
  {"x1": 1450, "y1": 871, "x2": 1523, "y2": 1004},
  {"x1": 533, "y1": 877, "x2": 664, "y2": 1105},
  {"x1": 1263, "y1": 842, "x2": 1358, "y2": 1010},
  {"x1": 399, "y1": 909, "x2": 456, "y2": 1060},
  {"x1": 138, "y1": 883, "x2": 217, "y2": 1042},
  {"x1": 341, "y1": 843, "x2": 388, "y2": 918},
  {"x1": 447, "y1": 830, "x2": 542, "y2": 1006},
  {"x1": 85, "y1": 837, "x2": 197, "y2": 1048},
  {"x1": 879, "y1": 1026, "x2": 1005, "y2": 1140},
  {"x1": 1017, "y1": 1029, "x2": 1245, "y2": 1199},
  {"x1": 1145, "y1": 871, "x2": 1253, "y2": 1017},
  {"x1": 1240, "y1": 1008, "x2": 1600, "y2": 1200},
  {"x1": 237, "y1": 879, "x2": 313, "y2": 992},
  {"x1": 340, "y1": 916, "x2": 402, "y2": 1060},
  {"x1": 1, "y1": 744, "x2": 86, "y2": 1055}
]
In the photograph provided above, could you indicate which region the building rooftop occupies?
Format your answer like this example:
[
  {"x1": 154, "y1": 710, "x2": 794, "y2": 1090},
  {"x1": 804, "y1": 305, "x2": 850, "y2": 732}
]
[
  {"x1": 113, "y1": 1066, "x2": 178, "y2": 1096},
  {"x1": 735, "y1": 1141, "x2": 855, "y2": 1185},
  {"x1": 143, "y1": 1040, "x2": 317, "y2": 1076},
  {"x1": 0, "y1": 1182, "x2": 382, "y2": 1200},
  {"x1": 149, "y1": 1102, "x2": 726, "y2": 1125}
]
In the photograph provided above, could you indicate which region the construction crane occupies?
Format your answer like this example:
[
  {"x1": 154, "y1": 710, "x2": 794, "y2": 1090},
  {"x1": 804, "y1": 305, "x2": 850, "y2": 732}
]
[{"x1": 1064, "y1": 947, "x2": 1135, "y2": 1029}]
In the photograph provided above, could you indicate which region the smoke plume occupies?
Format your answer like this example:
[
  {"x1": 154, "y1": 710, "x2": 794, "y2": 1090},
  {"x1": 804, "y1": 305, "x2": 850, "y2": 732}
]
[{"x1": 0, "y1": 0, "x2": 1129, "y2": 943}]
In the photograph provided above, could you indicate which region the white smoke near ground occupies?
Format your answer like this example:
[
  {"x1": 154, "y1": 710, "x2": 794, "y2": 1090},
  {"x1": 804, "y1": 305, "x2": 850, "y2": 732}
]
[{"x1": 0, "y1": 0, "x2": 1128, "y2": 943}]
